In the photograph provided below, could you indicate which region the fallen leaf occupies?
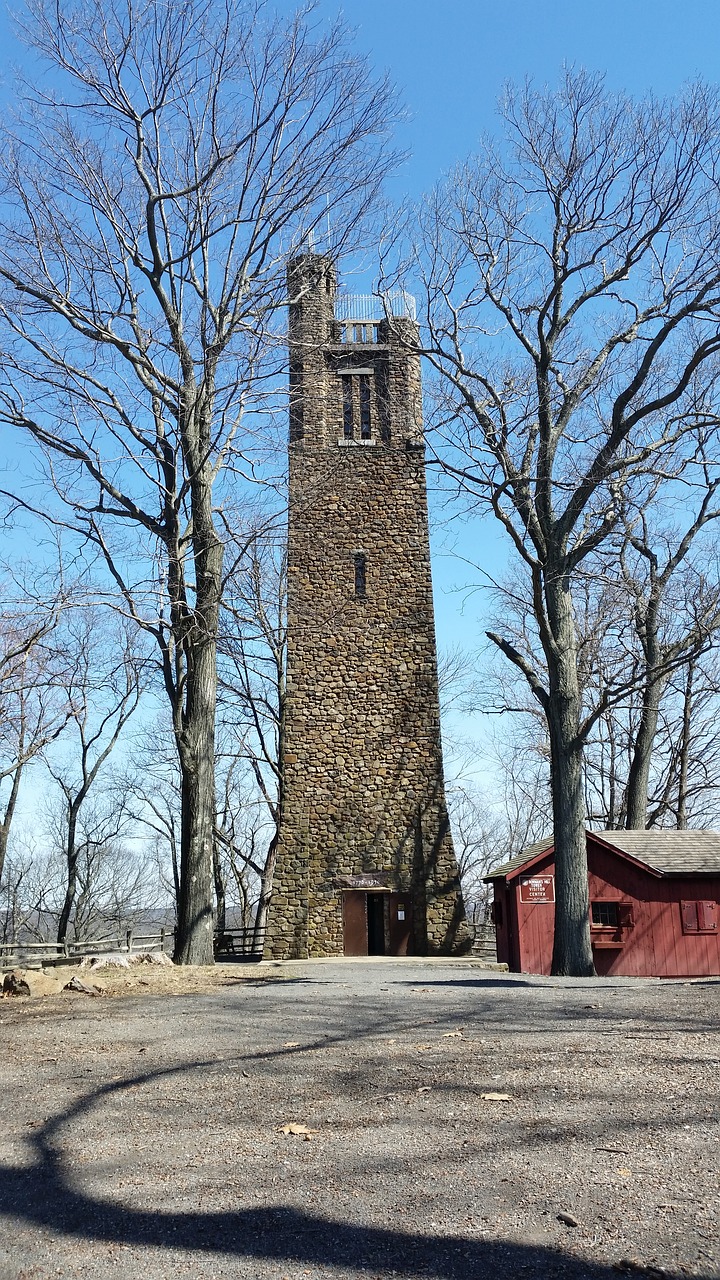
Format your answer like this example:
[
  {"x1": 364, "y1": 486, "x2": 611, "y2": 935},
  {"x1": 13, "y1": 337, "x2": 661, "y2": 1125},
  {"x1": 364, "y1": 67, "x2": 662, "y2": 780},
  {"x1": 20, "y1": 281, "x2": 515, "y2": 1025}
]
[
  {"x1": 278, "y1": 1123, "x2": 318, "y2": 1136},
  {"x1": 441, "y1": 1031, "x2": 463, "y2": 1039},
  {"x1": 480, "y1": 1092, "x2": 512, "y2": 1102},
  {"x1": 617, "y1": 1168, "x2": 632, "y2": 1178},
  {"x1": 283, "y1": 1041, "x2": 300, "y2": 1048}
]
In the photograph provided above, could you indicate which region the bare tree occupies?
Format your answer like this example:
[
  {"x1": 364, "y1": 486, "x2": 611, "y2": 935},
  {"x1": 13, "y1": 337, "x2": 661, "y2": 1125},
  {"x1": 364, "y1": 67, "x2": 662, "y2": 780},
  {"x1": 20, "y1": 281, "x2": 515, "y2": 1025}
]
[
  {"x1": 121, "y1": 725, "x2": 182, "y2": 916},
  {"x1": 0, "y1": 583, "x2": 70, "y2": 892},
  {"x1": 446, "y1": 786, "x2": 514, "y2": 927},
  {"x1": 616, "y1": 500, "x2": 720, "y2": 827},
  {"x1": 0, "y1": 0, "x2": 400, "y2": 962},
  {"x1": 0, "y1": 835, "x2": 65, "y2": 944},
  {"x1": 43, "y1": 612, "x2": 142, "y2": 943},
  {"x1": 401, "y1": 70, "x2": 720, "y2": 973},
  {"x1": 217, "y1": 535, "x2": 286, "y2": 946}
]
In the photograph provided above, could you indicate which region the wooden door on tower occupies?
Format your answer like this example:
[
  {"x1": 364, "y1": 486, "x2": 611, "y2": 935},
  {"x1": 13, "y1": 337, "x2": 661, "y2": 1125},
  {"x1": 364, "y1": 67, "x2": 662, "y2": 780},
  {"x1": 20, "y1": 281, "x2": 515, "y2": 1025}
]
[{"x1": 342, "y1": 891, "x2": 368, "y2": 956}]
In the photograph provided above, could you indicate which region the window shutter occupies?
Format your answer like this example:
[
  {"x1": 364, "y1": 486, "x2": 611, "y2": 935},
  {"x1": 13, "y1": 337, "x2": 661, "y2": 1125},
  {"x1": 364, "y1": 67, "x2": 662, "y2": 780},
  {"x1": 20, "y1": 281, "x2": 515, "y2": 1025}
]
[
  {"x1": 698, "y1": 901, "x2": 718, "y2": 932},
  {"x1": 681, "y1": 901, "x2": 699, "y2": 933},
  {"x1": 618, "y1": 902, "x2": 635, "y2": 929}
]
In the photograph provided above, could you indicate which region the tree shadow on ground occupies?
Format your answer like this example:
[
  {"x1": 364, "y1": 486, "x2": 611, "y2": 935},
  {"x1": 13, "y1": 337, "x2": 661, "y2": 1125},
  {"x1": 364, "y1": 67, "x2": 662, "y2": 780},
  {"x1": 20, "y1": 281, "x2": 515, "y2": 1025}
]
[{"x1": 0, "y1": 1062, "x2": 688, "y2": 1280}]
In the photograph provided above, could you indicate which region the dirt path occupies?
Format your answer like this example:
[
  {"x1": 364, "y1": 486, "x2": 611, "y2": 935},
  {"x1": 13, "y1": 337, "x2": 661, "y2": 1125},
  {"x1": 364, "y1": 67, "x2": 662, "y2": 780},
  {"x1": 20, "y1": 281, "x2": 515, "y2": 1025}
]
[{"x1": 0, "y1": 959, "x2": 718, "y2": 1280}]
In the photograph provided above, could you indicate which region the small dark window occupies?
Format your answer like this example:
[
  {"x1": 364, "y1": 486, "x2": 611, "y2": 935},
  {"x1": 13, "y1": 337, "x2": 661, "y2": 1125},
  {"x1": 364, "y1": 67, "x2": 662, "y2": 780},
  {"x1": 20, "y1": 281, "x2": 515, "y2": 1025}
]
[
  {"x1": 591, "y1": 901, "x2": 619, "y2": 928},
  {"x1": 359, "y1": 374, "x2": 371, "y2": 439},
  {"x1": 342, "y1": 376, "x2": 353, "y2": 438},
  {"x1": 354, "y1": 552, "x2": 366, "y2": 598}
]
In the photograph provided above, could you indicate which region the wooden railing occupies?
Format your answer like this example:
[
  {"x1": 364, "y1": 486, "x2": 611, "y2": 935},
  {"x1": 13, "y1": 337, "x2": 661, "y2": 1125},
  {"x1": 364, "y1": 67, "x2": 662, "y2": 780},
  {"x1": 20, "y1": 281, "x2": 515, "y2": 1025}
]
[
  {"x1": 0, "y1": 928, "x2": 171, "y2": 969},
  {"x1": 1, "y1": 925, "x2": 267, "y2": 969},
  {"x1": 213, "y1": 928, "x2": 265, "y2": 962}
]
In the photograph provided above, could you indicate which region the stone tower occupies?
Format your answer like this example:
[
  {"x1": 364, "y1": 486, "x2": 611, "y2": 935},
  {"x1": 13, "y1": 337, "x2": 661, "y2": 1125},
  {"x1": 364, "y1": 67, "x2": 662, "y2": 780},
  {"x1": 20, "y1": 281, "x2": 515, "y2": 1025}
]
[{"x1": 265, "y1": 254, "x2": 468, "y2": 959}]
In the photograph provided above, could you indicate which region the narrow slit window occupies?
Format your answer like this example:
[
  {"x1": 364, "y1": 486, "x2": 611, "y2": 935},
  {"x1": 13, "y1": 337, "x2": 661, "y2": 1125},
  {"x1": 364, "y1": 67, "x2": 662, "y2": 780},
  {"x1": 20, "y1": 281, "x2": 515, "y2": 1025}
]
[
  {"x1": 359, "y1": 374, "x2": 371, "y2": 439},
  {"x1": 342, "y1": 376, "x2": 353, "y2": 438},
  {"x1": 289, "y1": 359, "x2": 303, "y2": 441},
  {"x1": 354, "y1": 552, "x2": 367, "y2": 598}
]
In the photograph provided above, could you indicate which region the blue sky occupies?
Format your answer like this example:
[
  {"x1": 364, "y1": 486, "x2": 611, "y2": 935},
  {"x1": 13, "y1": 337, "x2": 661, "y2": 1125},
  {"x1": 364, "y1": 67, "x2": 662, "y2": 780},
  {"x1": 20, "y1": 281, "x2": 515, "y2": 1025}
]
[
  {"x1": 2, "y1": 0, "x2": 720, "y2": 781},
  {"x1": 306, "y1": 0, "x2": 720, "y2": 716},
  {"x1": 329, "y1": 0, "x2": 720, "y2": 199}
]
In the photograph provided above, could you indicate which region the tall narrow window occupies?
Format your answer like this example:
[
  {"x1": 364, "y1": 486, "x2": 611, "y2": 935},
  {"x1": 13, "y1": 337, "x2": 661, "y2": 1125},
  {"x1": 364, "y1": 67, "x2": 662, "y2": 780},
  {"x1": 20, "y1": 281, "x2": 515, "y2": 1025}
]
[
  {"x1": 342, "y1": 376, "x2": 353, "y2": 438},
  {"x1": 289, "y1": 360, "x2": 303, "y2": 441},
  {"x1": 354, "y1": 552, "x2": 367, "y2": 598},
  {"x1": 359, "y1": 375, "x2": 371, "y2": 439}
]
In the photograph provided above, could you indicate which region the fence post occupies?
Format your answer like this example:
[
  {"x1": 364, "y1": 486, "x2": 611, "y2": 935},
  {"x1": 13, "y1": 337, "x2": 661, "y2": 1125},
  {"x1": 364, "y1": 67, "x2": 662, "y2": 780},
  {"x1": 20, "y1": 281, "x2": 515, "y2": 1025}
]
[
  {"x1": 160, "y1": 927, "x2": 165, "y2": 953},
  {"x1": 63, "y1": 940, "x2": 69, "y2": 958},
  {"x1": 126, "y1": 928, "x2": 133, "y2": 954}
]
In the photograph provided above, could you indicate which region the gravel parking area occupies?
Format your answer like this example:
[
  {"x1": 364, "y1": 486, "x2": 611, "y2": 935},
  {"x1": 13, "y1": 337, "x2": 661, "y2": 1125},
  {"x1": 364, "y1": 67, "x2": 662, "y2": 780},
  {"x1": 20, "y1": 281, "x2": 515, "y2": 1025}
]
[{"x1": 0, "y1": 959, "x2": 718, "y2": 1280}]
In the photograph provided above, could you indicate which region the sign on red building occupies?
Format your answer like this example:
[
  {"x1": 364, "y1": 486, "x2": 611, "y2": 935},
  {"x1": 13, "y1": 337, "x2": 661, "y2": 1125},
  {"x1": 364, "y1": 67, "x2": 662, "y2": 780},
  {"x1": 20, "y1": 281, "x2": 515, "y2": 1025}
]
[{"x1": 519, "y1": 874, "x2": 555, "y2": 904}]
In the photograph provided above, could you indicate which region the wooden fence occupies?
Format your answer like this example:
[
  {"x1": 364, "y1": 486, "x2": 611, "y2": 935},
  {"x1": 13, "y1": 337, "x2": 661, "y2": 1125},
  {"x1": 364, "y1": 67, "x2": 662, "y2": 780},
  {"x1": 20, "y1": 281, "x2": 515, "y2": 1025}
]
[
  {"x1": 2, "y1": 923, "x2": 489, "y2": 969},
  {"x1": 213, "y1": 928, "x2": 265, "y2": 962},
  {"x1": 1, "y1": 925, "x2": 267, "y2": 970}
]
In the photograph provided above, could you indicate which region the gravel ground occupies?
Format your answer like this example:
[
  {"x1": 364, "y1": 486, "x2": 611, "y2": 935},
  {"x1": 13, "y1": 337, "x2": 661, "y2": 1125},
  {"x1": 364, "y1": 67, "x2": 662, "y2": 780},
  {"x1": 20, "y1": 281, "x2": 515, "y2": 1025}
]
[{"x1": 0, "y1": 958, "x2": 718, "y2": 1280}]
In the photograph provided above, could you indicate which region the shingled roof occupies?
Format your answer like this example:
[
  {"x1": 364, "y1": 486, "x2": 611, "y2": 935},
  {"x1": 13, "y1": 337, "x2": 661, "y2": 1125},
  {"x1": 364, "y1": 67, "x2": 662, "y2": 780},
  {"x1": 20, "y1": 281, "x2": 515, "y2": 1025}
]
[{"x1": 485, "y1": 830, "x2": 720, "y2": 881}]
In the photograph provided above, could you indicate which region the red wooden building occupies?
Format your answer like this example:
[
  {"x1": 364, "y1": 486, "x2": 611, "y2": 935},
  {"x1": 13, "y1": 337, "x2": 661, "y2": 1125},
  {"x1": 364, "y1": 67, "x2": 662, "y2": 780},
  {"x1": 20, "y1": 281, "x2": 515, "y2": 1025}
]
[{"x1": 486, "y1": 830, "x2": 720, "y2": 977}]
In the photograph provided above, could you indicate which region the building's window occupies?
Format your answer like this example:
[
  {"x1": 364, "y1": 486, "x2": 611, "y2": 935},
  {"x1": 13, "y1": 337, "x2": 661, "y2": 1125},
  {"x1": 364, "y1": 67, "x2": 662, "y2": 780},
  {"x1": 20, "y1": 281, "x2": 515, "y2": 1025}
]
[
  {"x1": 591, "y1": 901, "x2": 619, "y2": 928},
  {"x1": 340, "y1": 323, "x2": 379, "y2": 344},
  {"x1": 342, "y1": 376, "x2": 353, "y2": 438},
  {"x1": 289, "y1": 360, "x2": 303, "y2": 441},
  {"x1": 354, "y1": 552, "x2": 367, "y2": 598},
  {"x1": 359, "y1": 375, "x2": 371, "y2": 439}
]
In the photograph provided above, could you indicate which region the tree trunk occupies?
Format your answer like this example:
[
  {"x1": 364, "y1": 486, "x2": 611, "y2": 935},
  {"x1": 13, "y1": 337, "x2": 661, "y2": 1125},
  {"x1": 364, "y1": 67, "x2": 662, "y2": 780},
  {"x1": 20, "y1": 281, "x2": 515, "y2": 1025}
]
[
  {"x1": 173, "y1": 447, "x2": 223, "y2": 966},
  {"x1": 0, "y1": 759, "x2": 24, "y2": 893},
  {"x1": 253, "y1": 835, "x2": 277, "y2": 952},
  {"x1": 174, "y1": 645, "x2": 218, "y2": 965},
  {"x1": 676, "y1": 661, "x2": 694, "y2": 829},
  {"x1": 57, "y1": 805, "x2": 79, "y2": 944},
  {"x1": 545, "y1": 580, "x2": 595, "y2": 977},
  {"x1": 624, "y1": 672, "x2": 666, "y2": 829},
  {"x1": 253, "y1": 678, "x2": 284, "y2": 954},
  {"x1": 213, "y1": 840, "x2": 226, "y2": 936}
]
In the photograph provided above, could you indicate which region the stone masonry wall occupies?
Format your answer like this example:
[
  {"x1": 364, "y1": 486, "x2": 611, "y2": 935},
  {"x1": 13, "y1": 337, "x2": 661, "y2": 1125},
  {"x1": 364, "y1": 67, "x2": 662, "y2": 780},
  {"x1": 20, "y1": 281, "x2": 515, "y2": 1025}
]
[{"x1": 266, "y1": 255, "x2": 468, "y2": 958}]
